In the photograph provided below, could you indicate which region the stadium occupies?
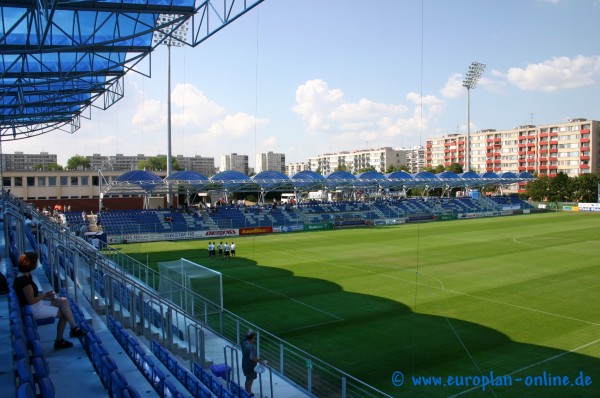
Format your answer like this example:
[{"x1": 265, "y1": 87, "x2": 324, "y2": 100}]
[
  {"x1": 2, "y1": 2, "x2": 600, "y2": 398},
  {"x1": 3, "y1": 161, "x2": 600, "y2": 398}
]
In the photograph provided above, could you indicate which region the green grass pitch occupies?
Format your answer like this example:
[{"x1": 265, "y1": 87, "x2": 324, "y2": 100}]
[{"x1": 115, "y1": 212, "x2": 600, "y2": 397}]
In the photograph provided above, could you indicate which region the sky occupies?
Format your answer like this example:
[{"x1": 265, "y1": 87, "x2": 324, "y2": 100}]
[{"x1": 5, "y1": 0, "x2": 600, "y2": 168}]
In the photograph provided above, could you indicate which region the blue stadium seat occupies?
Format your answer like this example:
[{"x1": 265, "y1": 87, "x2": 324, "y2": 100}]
[
  {"x1": 163, "y1": 378, "x2": 179, "y2": 398},
  {"x1": 121, "y1": 385, "x2": 141, "y2": 398},
  {"x1": 111, "y1": 370, "x2": 129, "y2": 398},
  {"x1": 150, "y1": 366, "x2": 165, "y2": 392},
  {"x1": 16, "y1": 358, "x2": 35, "y2": 391},
  {"x1": 210, "y1": 377, "x2": 223, "y2": 397},
  {"x1": 17, "y1": 382, "x2": 35, "y2": 398},
  {"x1": 197, "y1": 384, "x2": 213, "y2": 398},
  {"x1": 12, "y1": 338, "x2": 29, "y2": 360},
  {"x1": 222, "y1": 389, "x2": 235, "y2": 398},
  {"x1": 140, "y1": 355, "x2": 155, "y2": 380},
  {"x1": 100, "y1": 355, "x2": 118, "y2": 393},
  {"x1": 185, "y1": 373, "x2": 199, "y2": 397},
  {"x1": 38, "y1": 377, "x2": 55, "y2": 398},
  {"x1": 32, "y1": 356, "x2": 49, "y2": 380}
]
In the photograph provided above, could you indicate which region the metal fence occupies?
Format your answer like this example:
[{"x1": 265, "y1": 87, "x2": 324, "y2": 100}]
[{"x1": 4, "y1": 199, "x2": 392, "y2": 398}]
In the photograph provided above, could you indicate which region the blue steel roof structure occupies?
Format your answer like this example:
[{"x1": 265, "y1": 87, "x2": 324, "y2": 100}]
[
  {"x1": 252, "y1": 170, "x2": 293, "y2": 191},
  {"x1": 112, "y1": 169, "x2": 162, "y2": 192},
  {"x1": 0, "y1": 0, "x2": 264, "y2": 140},
  {"x1": 105, "y1": 168, "x2": 534, "y2": 195}
]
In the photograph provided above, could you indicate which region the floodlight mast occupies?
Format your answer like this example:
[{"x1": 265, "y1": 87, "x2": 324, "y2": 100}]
[
  {"x1": 153, "y1": 15, "x2": 189, "y2": 207},
  {"x1": 462, "y1": 61, "x2": 485, "y2": 173}
]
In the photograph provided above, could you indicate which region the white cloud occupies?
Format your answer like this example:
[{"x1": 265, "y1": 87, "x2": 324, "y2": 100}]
[
  {"x1": 504, "y1": 55, "x2": 600, "y2": 92},
  {"x1": 130, "y1": 83, "x2": 268, "y2": 142},
  {"x1": 441, "y1": 73, "x2": 464, "y2": 98},
  {"x1": 292, "y1": 79, "x2": 445, "y2": 149},
  {"x1": 537, "y1": 0, "x2": 560, "y2": 4}
]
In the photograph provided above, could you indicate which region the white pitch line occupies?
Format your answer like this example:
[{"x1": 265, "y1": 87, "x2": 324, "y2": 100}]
[
  {"x1": 273, "y1": 250, "x2": 600, "y2": 327},
  {"x1": 448, "y1": 337, "x2": 600, "y2": 397}
]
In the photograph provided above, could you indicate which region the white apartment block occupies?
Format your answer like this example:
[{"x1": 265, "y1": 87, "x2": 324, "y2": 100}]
[
  {"x1": 220, "y1": 153, "x2": 249, "y2": 175},
  {"x1": 285, "y1": 162, "x2": 309, "y2": 176},
  {"x1": 308, "y1": 147, "x2": 408, "y2": 175},
  {"x1": 426, "y1": 118, "x2": 599, "y2": 177},
  {"x1": 255, "y1": 151, "x2": 285, "y2": 174},
  {"x1": 400, "y1": 146, "x2": 426, "y2": 174},
  {"x1": 1, "y1": 152, "x2": 58, "y2": 171},
  {"x1": 174, "y1": 155, "x2": 216, "y2": 176}
]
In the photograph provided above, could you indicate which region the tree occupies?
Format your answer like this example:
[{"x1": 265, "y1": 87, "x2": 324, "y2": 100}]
[
  {"x1": 571, "y1": 173, "x2": 600, "y2": 203},
  {"x1": 334, "y1": 164, "x2": 349, "y2": 172},
  {"x1": 34, "y1": 162, "x2": 62, "y2": 171},
  {"x1": 358, "y1": 166, "x2": 377, "y2": 174},
  {"x1": 66, "y1": 155, "x2": 91, "y2": 170},
  {"x1": 138, "y1": 156, "x2": 181, "y2": 171},
  {"x1": 548, "y1": 172, "x2": 573, "y2": 202},
  {"x1": 525, "y1": 175, "x2": 551, "y2": 201},
  {"x1": 447, "y1": 163, "x2": 464, "y2": 174},
  {"x1": 423, "y1": 164, "x2": 445, "y2": 174},
  {"x1": 386, "y1": 164, "x2": 409, "y2": 173}
]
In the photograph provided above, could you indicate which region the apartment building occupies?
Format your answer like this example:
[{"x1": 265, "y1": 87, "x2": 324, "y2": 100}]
[
  {"x1": 1, "y1": 152, "x2": 58, "y2": 171},
  {"x1": 220, "y1": 153, "x2": 249, "y2": 175},
  {"x1": 308, "y1": 147, "x2": 409, "y2": 175},
  {"x1": 285, "y1": 162, "x2": 309, "y2": 176},
  {"x1": 255, "y1": 151, "x2": 285, "y2": 174},
  {"x1": 426, "y1": 118, "x2": 599, "y2": 176}
]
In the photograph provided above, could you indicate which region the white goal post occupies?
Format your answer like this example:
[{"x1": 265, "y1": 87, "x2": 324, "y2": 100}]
[{"x1": 157, "y1": 259, "x2": 223, "y2": 315}]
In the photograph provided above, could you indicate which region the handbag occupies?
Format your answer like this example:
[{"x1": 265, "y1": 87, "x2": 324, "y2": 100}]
[{"x1": 254, "y1": 362, "x2": 266, "y2": 374}]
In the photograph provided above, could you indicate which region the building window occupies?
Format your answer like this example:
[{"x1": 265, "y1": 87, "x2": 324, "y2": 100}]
[
  {"x1": 27, "y1": 177, "x2": 35, "y2": 186},
  {"x1": 92, "y1": 176, "x2": 99, "y2": 186},
  {"x1": 60, "y1": 176, "x2": 68, "y2": 186},
  {"x1": 48, "y1": 176, "x2": 57, "y2": 186},
  {"x1": 81, "y1": 176, "x2": 89, "y2": 186},
  {"x1": 3, "y1": 177, "x2": 11, "y2": 187},
  {"x1": 14, "y1": 177, "x2": 22, "y2": 187},
  {"x1": 71, "y1": 176, "x2": 78, "y2": 186},
  {"x1": 38, "y1": 176, "x2": 46, "y2": 186}
]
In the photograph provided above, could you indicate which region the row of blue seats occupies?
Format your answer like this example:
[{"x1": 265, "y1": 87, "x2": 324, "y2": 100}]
[
  {"x1": 20, "y1": 223, "x2": 141, "y2": 398},
  {"x1": 152, "y1": 338, "x2": 251, "y2": 398},
  {"x1": 8, "y1": 293, "x2": 55, "y2": 398},
  {"x1": 108, "y1": 315, "x2": 190, "y2": 398}
]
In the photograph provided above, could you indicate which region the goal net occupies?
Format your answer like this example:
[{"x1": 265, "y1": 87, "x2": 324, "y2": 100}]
[{"x1": 158, "y1": 259, "x2": 223, "y2": 316}]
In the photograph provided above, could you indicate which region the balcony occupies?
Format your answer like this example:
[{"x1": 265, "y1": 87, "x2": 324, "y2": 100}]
[
  {"x1": 527, "y1": 151, "x2": 535, "y2": 155},
  {"x1": 581, "y1": 164, "x2": 590, "y2": 169},
  {"x1": 518, "y1": 166, "x2": 526, "y2": 171},
  {"x1": 549, "y1": 148, "x2": 558, "y2": 153},
  {"x1": 580, "y1": 155, "x2": 590, "y2": 161},
  {"x1": 549, "y1": 165, "x2": 558, "y2": 169},
  {"x1": 539, "y1": 132, "x2": 548, "y2": 138},
  {"x1": 539, "y1": 149, "x2": 548, "y2": 154},
  {"x1": 580, "y1": 137, "x2": 590, "y2": 143},
  {"x1": 493, "y1": 167, "x2": 502, "y2": 172},
  {"x1": 539, "y1": 157, "x2": 547, "y2": 162},
  {"x1": 581, "y1": 128, "x2": 590, "y2": 134}
]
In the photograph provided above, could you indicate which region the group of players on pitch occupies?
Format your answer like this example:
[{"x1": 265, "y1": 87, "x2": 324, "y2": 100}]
[{"x1": 207, "y1": 241, "x2": 236, "y2": 258}]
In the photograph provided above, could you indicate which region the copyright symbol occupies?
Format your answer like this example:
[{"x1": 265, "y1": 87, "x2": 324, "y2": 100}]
[{"x1": 392, "y1": 371, "x2": 404, "y2": 387}]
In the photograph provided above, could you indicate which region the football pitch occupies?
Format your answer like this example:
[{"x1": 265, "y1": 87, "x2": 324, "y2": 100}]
[{"x1": 115, "y1": 212, "x2": 600, "y2": 397}]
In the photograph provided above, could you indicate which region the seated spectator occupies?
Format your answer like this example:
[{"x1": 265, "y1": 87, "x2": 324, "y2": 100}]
[{"x1": 12, "y1": 252, "x2": 86, "y2": 349}]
